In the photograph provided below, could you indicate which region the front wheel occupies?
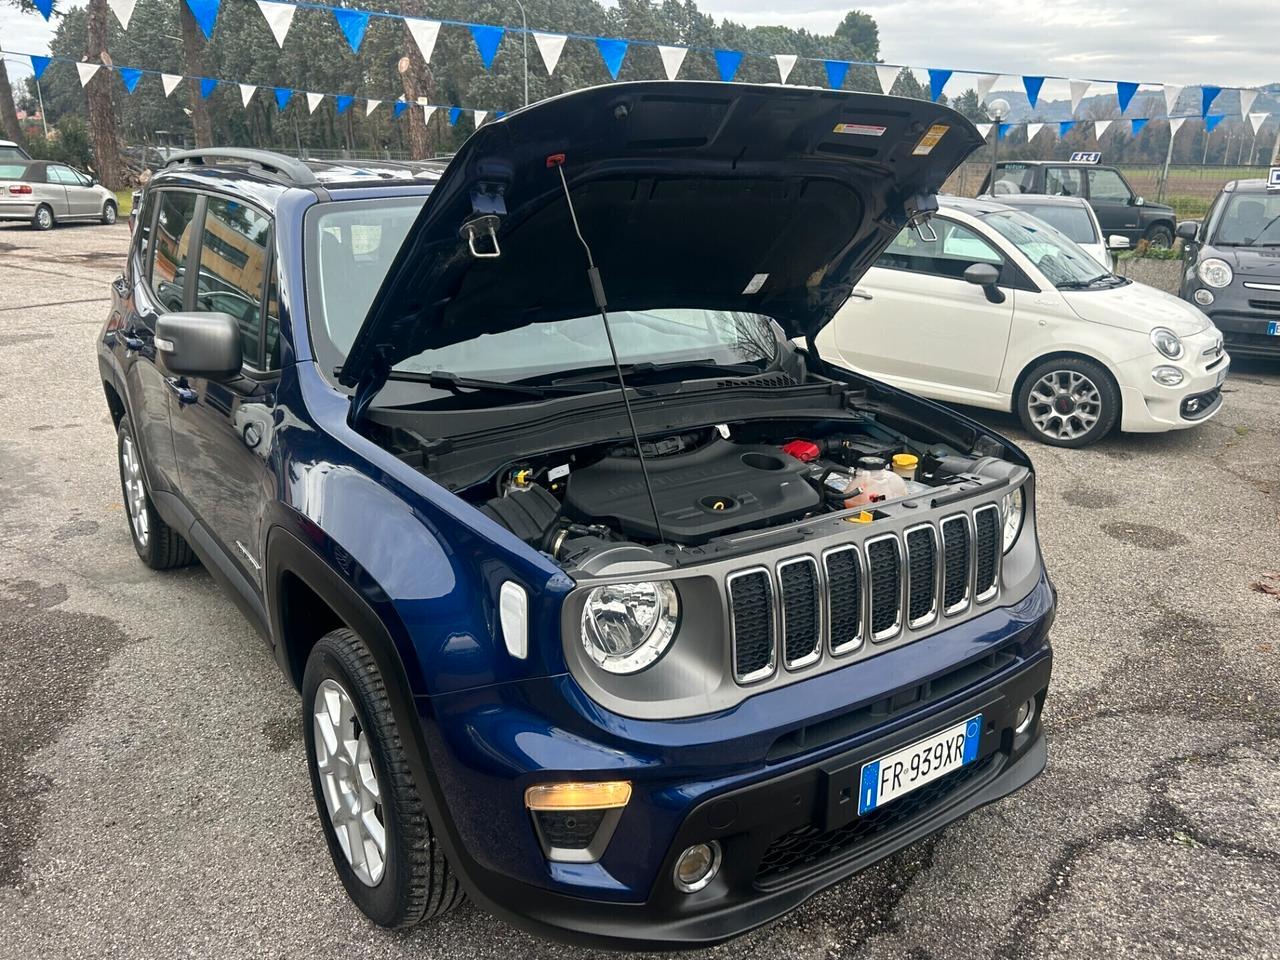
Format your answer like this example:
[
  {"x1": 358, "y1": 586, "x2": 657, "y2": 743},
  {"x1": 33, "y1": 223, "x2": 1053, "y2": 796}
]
[
  {"x1": 303, "y1": 628, "x2": 463, "y2": 927},
  {"x1": 116, "y1": 416, "x2": 195, "y2": 568},
  {"x1": 1145, "y1": 224, "x2": 1173, "y2": 249},
  {"x1": 102, "y1": 201, "x2": 118, "y2": 225},
  {"x1": 1016, "y1": 357, "x2": 1120, "y2": 447}
]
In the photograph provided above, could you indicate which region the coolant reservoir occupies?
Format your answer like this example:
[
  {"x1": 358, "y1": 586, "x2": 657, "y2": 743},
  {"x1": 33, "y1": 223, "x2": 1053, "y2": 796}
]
[
  {"x1": 892, "y1": 453, "x2": 919, "y2": 479},
  {"x1": 844, "y1": 457, "x2": 908, "y2": 508}
]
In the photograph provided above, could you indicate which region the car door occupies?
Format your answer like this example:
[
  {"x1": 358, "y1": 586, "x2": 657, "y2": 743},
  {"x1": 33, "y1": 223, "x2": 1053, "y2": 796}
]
[
  {"x1": 1086, "y1": 168, "x2": 1141, "y2": 241},
  {"x1": 821, "y1": 217, "x2": 1017, "y2": 402},
  {"x1": 167, "y1": 193, "x2": 279, "y2": 594},
  {"x1": 65, "y1": 167, "x2": 102, "y2": 217},
  {"x1": 38, "y1": 163, "x2": 72, "y2": 217}
]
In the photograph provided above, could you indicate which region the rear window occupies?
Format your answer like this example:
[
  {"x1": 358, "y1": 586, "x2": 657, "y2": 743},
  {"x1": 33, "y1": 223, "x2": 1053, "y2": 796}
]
[
  {"x1": 1008, "y1": 204, "x2": 1097, "y2": 244},
  {"x1": 992, "y1": 164, "x2": 1035, "y2": 195},
  {"x1": 0, "y1": 146, "x2": 28, "y2": 161},
  {"x1": 0, "y1": 163, "x2": 30, "y2": 179}
]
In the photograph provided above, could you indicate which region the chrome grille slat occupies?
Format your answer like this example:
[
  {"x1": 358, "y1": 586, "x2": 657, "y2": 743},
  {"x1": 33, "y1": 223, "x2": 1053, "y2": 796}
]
[
  {"x1": 823, "y1": 545, "x2": 863, "y2": 656},
  {"x1": 904, "y1": 524, "x2": 939, "y2": 629},
  {"x1": 779, "y1": 557, "x2": 822, "y2": 670},
  {"x1": 940, "y1": 514, "x2": 972, "y2": 616},
  {"x1": 973, "y1": 505, "x2": 1001, "y2": 603},
  {"x1": 865, "y1": 534, "x2": 903, "y2": 642},
  {"x1": 728, "y1": 567, "x2": 776, "y2": 683}
]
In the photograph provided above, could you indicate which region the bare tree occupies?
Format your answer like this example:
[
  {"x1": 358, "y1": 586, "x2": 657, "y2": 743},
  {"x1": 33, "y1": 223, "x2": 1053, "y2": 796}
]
[
  {"x1": 84, "y1": 0, "x2": 124, "y2": 187},
  {"x1": 179, "y1": 1, "x2": 213, "y2": 147}
]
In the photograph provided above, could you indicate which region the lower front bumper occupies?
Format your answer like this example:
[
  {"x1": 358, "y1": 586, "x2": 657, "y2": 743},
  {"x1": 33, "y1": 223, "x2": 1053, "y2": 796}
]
[{"x1": 1117, "y1": 355, "x2": 1229, "y2": 432}]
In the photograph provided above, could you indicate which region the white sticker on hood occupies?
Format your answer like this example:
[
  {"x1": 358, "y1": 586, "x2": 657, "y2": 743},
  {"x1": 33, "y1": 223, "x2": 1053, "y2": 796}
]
[
  {"x1": 742, "y1": 273, "x2": 769, "y2": 294},
  {"x1": 833, "y1": 122, "x2": 886, "y2": 137}
]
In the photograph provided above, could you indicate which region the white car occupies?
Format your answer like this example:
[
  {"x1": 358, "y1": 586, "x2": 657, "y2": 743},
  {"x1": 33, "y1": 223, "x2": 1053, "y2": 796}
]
[
  {"x1": 817, "y1": 196, "x2": 1229, "y2": 447},
  {"x1": 980, "y1": 192, "x2": 1130, "y2": 269}
]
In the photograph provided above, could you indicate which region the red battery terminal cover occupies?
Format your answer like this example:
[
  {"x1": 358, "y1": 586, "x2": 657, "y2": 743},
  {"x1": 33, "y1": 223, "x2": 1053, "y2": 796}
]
[{"x1": 781, "y1": 439, "x2": 821, "y2": 462}]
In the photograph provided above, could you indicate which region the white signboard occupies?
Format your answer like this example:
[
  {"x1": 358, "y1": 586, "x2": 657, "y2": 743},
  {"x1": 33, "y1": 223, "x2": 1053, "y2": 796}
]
[
  {"x1": 1268, "y1": 167, "x2": 1280, "y2": 190},
  {"x1": 1069, "y1": 151, "x2": 1102, "y2": 164}
]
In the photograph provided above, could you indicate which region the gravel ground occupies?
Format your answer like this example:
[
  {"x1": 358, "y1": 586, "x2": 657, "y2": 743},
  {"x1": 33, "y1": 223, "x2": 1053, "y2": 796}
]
[{"x1": 1, "y1": 222, "x2": 1278, "y2": 960}]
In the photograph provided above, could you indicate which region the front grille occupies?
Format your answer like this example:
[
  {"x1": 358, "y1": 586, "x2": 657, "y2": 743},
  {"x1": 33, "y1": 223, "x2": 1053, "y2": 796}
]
[
  {"x1": 941, "y1": 515, "x2": 971, "y2": 614},
  {"x1": 780, "y1": 557, "x2": 821, "y2": 669},
  {"x1": 755, "y1": 754, "x2": 999, "y2": 887},
  {"x1": 973, "y1": 505, "x2": 1000, "y2": 601},
  {"x1": 729, "y1": 569, "x2": 775, "y2": 682},
  {"x1": 904, "y1": 525, "x2": 938, "y2": 627},
  {"x1": 866, "y1": 536, "x2": 902, "y2": 640},
  {"x1": 1248, "y1": 298, "x2": 1280, "y2": 312},
  {"x1": 824, "y1": 546, "x2": 862, "y2": 655}
]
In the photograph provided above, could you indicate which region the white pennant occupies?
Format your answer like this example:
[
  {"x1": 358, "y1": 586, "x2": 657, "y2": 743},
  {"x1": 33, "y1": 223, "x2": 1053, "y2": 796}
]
[
  {"x1": 532, "y1": 32, "x2": 567, "y2": 75},
  {"x1": 307, "y1": 92, "x2": 324, "y2": 113},
  {"x1": 238, "y1": 84, "x2": 256, "y2": 107},
  {"x1": 161, "y1": 73, "x2": 182, "y2": 97},
  {"x1": 405, "y1": 18, "x2": 441, "y2": 64},
  {"x1": 474, "y1": 110, "x2": 488, "y2": 127},
  {"x1": 1094, "y1": 119, "x2": 1113, "y2": 139},
  {"x1": 1026, "y1": 123, "x2": 1043, "y2": 141},
  {"x1": 1247, "y1": 112, "x2": 1268, "y2": 134},
  {"x1": 1162, "y1": 84, "x2": 1183, "y2": 116},
  {"x1": 874, "y1": 65, "x2": 900, "y2": 95},
  {"x1": 774, "y1": 53, "x2": 797, "y2": 84},
  {"x1": 1238, "y1": 89, "x2": 1258, "y2": 119},
  {"x1": 76, "y1": 62, "x2": 101, "y2": 87},
  {"x1": 1169, "y1": 117, "x2": 1187, "y2": 137},
  {"x1": 971, "y1": 73, "x2": 998, "y2": 102},
  {"x1": 422, "y1": 104, "x2": 437, "y2": 125},
  {"x1": 107, "y1": 0, "x2": 137, "y2": 29},
  {"x1": 657, "y1": 45, "x2": 687, "y2": 81},
  {"x1": 256, "y1": 0, "x2": 296, "y2": 48},
  {"x1": 1069, "y1": 80, "x2": 1091, "y2": 114},
  {"x1": 975, "y1": 123, "x2": 992, "y2": 140},
  {"x1": 365, "y1": 99, "x2": 381, "y2": 117}
]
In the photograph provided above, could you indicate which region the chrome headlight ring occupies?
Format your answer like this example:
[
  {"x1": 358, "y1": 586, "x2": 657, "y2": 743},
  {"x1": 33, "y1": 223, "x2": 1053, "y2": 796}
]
[{"x1": 581, "y1": 580, "x2": 680, "y2": 675}]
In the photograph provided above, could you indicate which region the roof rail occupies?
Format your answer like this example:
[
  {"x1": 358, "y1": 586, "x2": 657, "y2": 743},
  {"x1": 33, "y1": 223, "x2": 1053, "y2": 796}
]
[{"x1": 163, "y1": 148, "x2": 318, "y2": 186}]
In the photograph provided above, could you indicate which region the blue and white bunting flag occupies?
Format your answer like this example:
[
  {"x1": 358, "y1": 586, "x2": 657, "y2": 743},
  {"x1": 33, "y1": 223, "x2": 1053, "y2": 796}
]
[
  {"x1": 1069, "y1": 80, "x2": 1090, "y2": 113},
  {"x1": 775, "y1": 53, "x2": 797, "y2": 84},
  {"x1": 256, "y1": 0, "x2": 296, "y2": 48},
  {"x1": 825, "y1": 60, "x2": 850, "y2": 90},
  {"x1": 714, "y1": 50, "x2": 743, "y2": 83},
  {"x1": 658, "y1": 45, "x2": 687, "y2": 80},
  {"x1": 333, "y1": 8, "x2": 371, "y2": 54},
  {"x1": 874, "y1": 64, "x2": 900, "y2": 94},
  {"x1": 307, "y1": 92, "x2": 324, "y2": 113},
  {"x1": 470, "y1": 24, "x2": 504, "y2": 70},
  {"x1": 184, "y1": 0, "x2": 221, "y2": 41},
  {"x1": 107, "y1": 0, "x2": 137, "y2": 29},
  {"x1": 1094, "y1": 119, "x2": 1113, "y2": 139},
  {"x1": 405, "y1": 18, "x2": 440, "y2": 64},
  {"x1": 1162, "y1": 84, "x2": 1183, "y2": 115},
  {"x1": 596, "y1": 38, "x2": 628, "y2": 80},
  {"x1": 274, "y1": 87, "x2": 292, "y2": 111},
  {"x1": 533, "y1": 32, "x2": 567, "y2": 75},
  {"x1": 239, "y1": 83, "x2": 256, "y2": 107},
  {"x1": 75, "y1": 61, "x2": 101, "y2": 88},
  {"x1": 365, "y1": 99, "x2": 381, "y2": 117},
  {"x1": 119, "y1": 67, "x2": 143, "y2": 93},
  {"x1": 161, "y1": 73, "x2": 182, "y2": 97},
  {"x1": 1023, "y1": 75, "x2": 1045, "y2": 109},
  {"x1": 1116, "y1": 81, "x2": 1138, "y2": 113},
  {"x1": 928, "y1": 68, "x2": 951, "y2": 102},
  {"x1": 1239, "y1": 89, "x2": 1258, "y2": 119},
  {"x1": 1201, "y1": 86, "x2": 1222, "y2": 117}
]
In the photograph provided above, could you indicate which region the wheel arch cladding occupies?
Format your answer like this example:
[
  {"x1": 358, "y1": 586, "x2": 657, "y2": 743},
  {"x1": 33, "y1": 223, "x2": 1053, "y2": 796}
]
[
  {"x1": 1012, "y1": 350, "x2": 1122, "y2": 416},
  {"x1": 102, "y1": 380, "x2": 126, "y2": 427}
]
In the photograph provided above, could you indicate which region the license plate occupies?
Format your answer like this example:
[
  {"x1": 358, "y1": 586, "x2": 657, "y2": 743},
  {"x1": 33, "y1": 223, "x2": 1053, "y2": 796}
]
[
  {"x1": 1216, "y1": 365, "x2": 1228, "y2": 387},
  {"x1": 858, "y1": 714, "x2": 982, "y2": 815},
  {"x1": 1268, "y1": 321, "x2": 1280, "y2": 336}
]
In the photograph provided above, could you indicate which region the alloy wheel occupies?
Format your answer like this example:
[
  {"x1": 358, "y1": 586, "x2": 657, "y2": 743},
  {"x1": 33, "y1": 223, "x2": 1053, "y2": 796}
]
[
  {"x1": 120, "y1": 434, "x2": 149, "y2": 547},
  {"x1": 313, "y1": 678, "x2": 386, "y2": 887},
  {"x1": 104, "y1": 204, "x2": 117, "y2": 224},
  {"x1": 35, "y1": 207, "x2": 52, "y2": 230},
  {"x1": 1026, "y1": 369, "x2": 1103, "y2": 441}
]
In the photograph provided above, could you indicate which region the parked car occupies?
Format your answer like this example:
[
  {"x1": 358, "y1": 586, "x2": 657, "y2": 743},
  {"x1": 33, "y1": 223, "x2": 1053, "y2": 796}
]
[
  {"x1": 97, "y1": 85, "x2": 1054, "y2": 948},
  {"x1": 818, "y1": 196, "x2": 1228, "y2": 447},
  {"x1": 0, "y1": 159, "x2": 118, "y2": 229},
  {"x1": 980, "y1": 160, "x2": 1177, "y2": 248},
  {"x1": 0, "y1": 138, "x2": 31, "y2": 160},
  {"x1": 979, "y1": 193, "x2": 1129, "y2": 269},
  {"x1": 1177, "y1": 175, "x2": 1280, "y2": 358}
]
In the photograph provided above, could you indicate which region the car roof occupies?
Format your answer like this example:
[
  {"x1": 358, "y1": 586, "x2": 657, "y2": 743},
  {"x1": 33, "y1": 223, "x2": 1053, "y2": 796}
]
[
  {"x1": 978, "y1": 193, "x2": 1092, "y2": 208},
  {"x1": 1220, "y1": 178, "x2": 1273, "y2": 195},
  {"x1": 996, "y1": 160, "x2": 1109, "y2": 167},
  {"x1": 938, "y1": 194, "x2": 1016, "y2": 216}
]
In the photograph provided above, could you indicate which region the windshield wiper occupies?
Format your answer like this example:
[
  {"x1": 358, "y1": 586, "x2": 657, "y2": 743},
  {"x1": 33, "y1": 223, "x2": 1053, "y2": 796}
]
[
  {"x1": 340, "y1": 368, "x2": 599, "y2": 399},
  {"x1": 546, "y1": 358, "x2": 763, "y2": 386}
]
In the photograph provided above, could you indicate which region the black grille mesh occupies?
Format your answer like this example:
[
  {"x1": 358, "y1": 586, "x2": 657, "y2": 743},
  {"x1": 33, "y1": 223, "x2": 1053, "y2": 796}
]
[
  {"x1": 730, "y1": 570, "x2": 774, "y2": 679},
  {"x1": 867, "y1": 538, "x2": 901, "y2": 637},
  {"x1": 534, "y1": 809, "x2": 606, "y2": 849},
  {"x1": 825, "y1": 549, "x2": 861, "y2": 652},
  {"x1": 974, "y1": 508, "x2": 999, "y2": 596},
  {"x1": 780, "y1": 561, "x2": 821, "y2": 665},
  {"x1": 905, "y1": 528, "x2": 936, "y2": 623},
  {"x1": 942, "y1": 517, "x2": 970, "y2": 611}
]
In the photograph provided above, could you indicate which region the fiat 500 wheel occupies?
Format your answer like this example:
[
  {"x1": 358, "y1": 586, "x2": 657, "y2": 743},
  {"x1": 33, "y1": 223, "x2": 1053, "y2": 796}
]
[{"x1": 1016, "y1": 357, "x2": 1120, "y2": 447}]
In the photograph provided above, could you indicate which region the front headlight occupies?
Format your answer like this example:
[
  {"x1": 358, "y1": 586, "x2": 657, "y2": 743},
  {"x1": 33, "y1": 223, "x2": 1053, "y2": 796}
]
[
  {"x1": 1150, "y1": 326, "x2": 1184, "y2": 360},
  {"x1": 1197, "y1": 258, "x2": 1233, "y2": 288},
  {"x1": 1001, "y1": 487, "x2": 1024, "y2": 554},
  {"x1": 581, "y1": 580, "x2": 679, "y2": 674}
]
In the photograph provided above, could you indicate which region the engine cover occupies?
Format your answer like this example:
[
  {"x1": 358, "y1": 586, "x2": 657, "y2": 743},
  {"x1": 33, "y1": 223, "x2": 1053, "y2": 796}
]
[{"x1": 562, "y1": 437, "x2": 820, "y2": 544}]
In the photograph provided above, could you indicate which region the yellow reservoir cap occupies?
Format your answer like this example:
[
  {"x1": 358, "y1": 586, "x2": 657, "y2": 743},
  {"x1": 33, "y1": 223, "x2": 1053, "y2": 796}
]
[
  {"x1": 846, "y1": 511, "x2": 875, "y2": 524},
  {"x1": 525, "y1": 781, "x2": 632, "y2": 811},
  {"x1": 892, "y1": 454, "x2": 919, "y2": 469}
]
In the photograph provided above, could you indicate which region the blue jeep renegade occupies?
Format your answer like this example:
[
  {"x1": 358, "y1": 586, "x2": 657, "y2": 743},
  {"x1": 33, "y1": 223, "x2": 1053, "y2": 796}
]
[{"x1": 97, "y1": 82, "x2": 1054, "y2": 948}]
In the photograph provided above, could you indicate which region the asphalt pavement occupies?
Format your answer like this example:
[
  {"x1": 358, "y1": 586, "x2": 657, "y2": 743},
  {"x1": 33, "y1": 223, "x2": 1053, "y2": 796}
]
[{"x1": 1, "y1": 222, "x2": 1278, "y2": 960}]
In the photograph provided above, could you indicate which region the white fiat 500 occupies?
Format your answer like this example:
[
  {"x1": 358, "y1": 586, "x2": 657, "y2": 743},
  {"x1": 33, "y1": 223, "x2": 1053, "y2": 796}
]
[{"x1": 817, "y1": 196, "x2": 1229, "y2": 447}]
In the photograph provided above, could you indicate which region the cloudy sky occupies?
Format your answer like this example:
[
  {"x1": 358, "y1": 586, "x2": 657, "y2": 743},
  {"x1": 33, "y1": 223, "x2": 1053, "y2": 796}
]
[{"x1": 2, "y1": 0, "x2": 1275, "y2": 89}]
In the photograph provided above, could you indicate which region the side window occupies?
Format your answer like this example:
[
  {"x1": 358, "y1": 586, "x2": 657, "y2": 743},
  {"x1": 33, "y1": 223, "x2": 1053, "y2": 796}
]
[
  {"x1": 132, "y1": 190, "x2": 158, "y2": 283},
  {"x1": 992, "y1": 164, "x2": 1034, "y2": 195},
  {"x1": 876, "y1": 219, "x2": 1004, "y2": 281},
  {"x1": 1088, "y1": 169, "x2": 1132, "y2": 203},
  {"x1": 1045, "y1": 167, "x2": 1084, "y2": 197},
  {"x1": 195, "y1": 196, "x2": 272, "y2": 368},
  {"x1": 47, "y1": 165, "x2": 74, "y2": 185},
  {"x1": 150, "y1": 191, "x2": 199, "y2": 313},
  {"x1": 264, "y1": 262, "x2": 281, "y2": 369}
]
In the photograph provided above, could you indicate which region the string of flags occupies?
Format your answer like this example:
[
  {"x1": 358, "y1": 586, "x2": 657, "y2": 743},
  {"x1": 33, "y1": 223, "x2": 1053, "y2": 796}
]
[
  {"x1": 9, "y1": 47, "x2": 1271, "y2": 147},
  {"x1": 25, "y1": 0, "x2": 1265, "y2": 123}
]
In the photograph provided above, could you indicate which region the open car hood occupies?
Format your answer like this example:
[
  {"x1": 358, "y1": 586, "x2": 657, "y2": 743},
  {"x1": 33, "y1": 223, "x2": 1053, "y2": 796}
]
[{"x1": 337, "y1": 81, "x2": 982, "y2": 388}]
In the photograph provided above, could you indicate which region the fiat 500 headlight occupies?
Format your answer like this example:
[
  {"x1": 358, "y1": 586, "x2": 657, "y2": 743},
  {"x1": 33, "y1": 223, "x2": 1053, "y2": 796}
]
[
  {"x1": 1150, "y1": 326, "x2": 1184, "y2": 360},
  {"x1": 1001, "y1": 487, "x2": 1024, "y2": 554},
  {"x1": 1197, "y1": 258, "x2": 1233, "y2": 288},
  {"x1": 581, "y1": 581, "x2": 679, "y2": 674}
]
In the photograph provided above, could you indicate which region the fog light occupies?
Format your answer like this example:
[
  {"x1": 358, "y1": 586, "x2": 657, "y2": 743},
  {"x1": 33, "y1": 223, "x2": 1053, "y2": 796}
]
[
  {"x1": 673, "y1": 841, "x2": 722, "y2": 893},
  {"x1": 1152, "y1": 365, "x2": 1185, "y2": 386},
  {"x1": 1015, "y1": 698, "x2": 1037, "y2": 734},
  {"x1": 1193, "y1": 288, "x2": 1214, "y2": 306}
]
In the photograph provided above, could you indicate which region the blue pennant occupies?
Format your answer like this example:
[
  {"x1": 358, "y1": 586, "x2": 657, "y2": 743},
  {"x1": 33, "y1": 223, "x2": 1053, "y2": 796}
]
[
  {"x1": 1204, "y1": 113, "x2": 1224, "y2": 133},
  {"x1": 714, "y1": 49, "x2": 743, "y2": 83},
  {"x1": 1058, "y1": 120, "x2": 1076, "y2": 138},
  {"x1": 998, "y1": 123, "x2": 1013, "y2": 140},
  {"x1": 1131, "y1": 118, "x2": 1147, "y2": 136},
  {"x1": 184, "y1": 0, "x2": 221, "y2": 39},
  {"x1": 470, "y1": 24, "x2": 504, "y2": 70},
  {"x1": 335, "y1": 95, "x2": 354, "y2": 115},
  {"x1": 494, "y1": 110, "x2": 505, "y2": 119},
  {"x1": 1022, "y1": 75, "x2": 1044, "y2": 108},
  {"x1": 274, "y1": 87, "x2": 293, "y2": 111},
  {"x1": 824, "y1": 60, "x2": 850, "y2": 90},
  {"x1": 199, "y1": 77, "x2": 217, "y2": 99},
  {"x1": 928, "y1": 68, "x2": 952, "y2": 102},
  {"x1": 119, "y1": 68, "x2": 143, "y2": 93},
  {"x1": 30, "y1": 55, "x2": 52, "y2": 80},
  {"x1": 393, "y1": 101, "x2": 408, "y2": 119},
  {"x1": 33, "y1": 0, "x2": 53, "y2": 19},
  {"x1": 332, "y1": 8, "x2": 371, "y2": 54},
  {"x1": 596, "y1": 38, "x2": 628, "y2": 80},
  {"x1": 1201, "y1": 85, "x2": 1221, "y2": 117},
  {"x1": 1115, "y1": 81, "x2": 1138, "y2": 113},
  {"x1": 448, "y1": 107, "x2": 462, "y2": 126}
]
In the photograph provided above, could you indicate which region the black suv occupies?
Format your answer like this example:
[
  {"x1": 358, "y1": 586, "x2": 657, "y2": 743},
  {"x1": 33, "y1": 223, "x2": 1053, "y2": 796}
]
[{"x1": 980, "y1": 160, "x2": 1177, "y2": 248}]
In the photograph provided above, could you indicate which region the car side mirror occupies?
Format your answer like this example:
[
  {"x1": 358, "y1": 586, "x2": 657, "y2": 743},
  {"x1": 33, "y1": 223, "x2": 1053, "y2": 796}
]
[
  {"x1": 1176, "y1": 220, "x2": 1200, "y2": 243},
  {"x1": 155, "y1": 311, "x2": 242, "y2": 380},
  {"x1": 963, "y1": 262, "x2": 1006, "y2": 304},
  {"x1": 1133, "y1": 196, "x2": 1145, "y2": 206},
  {"x1": 1107, "y1": 234, "x2": 1131, "y2": 251}
]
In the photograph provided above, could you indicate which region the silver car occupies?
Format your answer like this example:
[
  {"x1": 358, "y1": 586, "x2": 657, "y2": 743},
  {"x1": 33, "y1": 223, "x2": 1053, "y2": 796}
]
[{"x1": 0, "y1": 159, "x2": 119, "y2": 230}]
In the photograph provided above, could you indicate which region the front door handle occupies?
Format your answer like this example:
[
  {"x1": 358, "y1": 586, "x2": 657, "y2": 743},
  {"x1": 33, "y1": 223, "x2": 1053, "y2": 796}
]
[
  {"x1": 165, "y1": 377, "x2": 198, "y2": 405},
  {"x1": 849, "y1": 289, "x2": 874, "y2": 302}
]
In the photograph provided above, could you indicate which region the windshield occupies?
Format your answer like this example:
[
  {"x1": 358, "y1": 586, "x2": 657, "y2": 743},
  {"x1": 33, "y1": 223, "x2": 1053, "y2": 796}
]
[
  {"x1": 306, "y1": 197, "x2": 778, "y2": 390},
  {"x1": 1007, "y1": 203, "x2": 1098, "y2": 245},
  {"x1": 981, "y1": 209, "x2": 1112, "y2": 287},
  {"x1": 1211, "y1": 193, "x2": 1280, "y2": 246}
]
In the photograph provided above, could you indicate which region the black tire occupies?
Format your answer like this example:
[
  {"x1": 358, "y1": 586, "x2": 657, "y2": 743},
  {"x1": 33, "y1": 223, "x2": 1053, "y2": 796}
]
[
  {"x1": 32, "y1": 204, "x2": 54, "y2": 231},
  {"x1": 1145, "y1": 223, "x2": 1173, "y2": 249},
  {"x1": 116, "y1": 416, "x2": 196, "y2": 569},
  {"x1": 303, "y1": 628, "x2": 463, "y2": 928},
  {"x1": 101, "y1": 201, "x2": 118, "y2": 225},
  {"x1": 1016, "y1": 356, "x2": 1120, "y2": 448}
]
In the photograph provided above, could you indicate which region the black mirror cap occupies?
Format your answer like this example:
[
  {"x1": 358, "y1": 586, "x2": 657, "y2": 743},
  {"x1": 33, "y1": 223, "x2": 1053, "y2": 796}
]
[
  {"x1": 1176, "y1": 220, "x2": 1200, "y2": 242},
  {"x1": 156, "y1": 311, "x2": 242, "y2": 380}
]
